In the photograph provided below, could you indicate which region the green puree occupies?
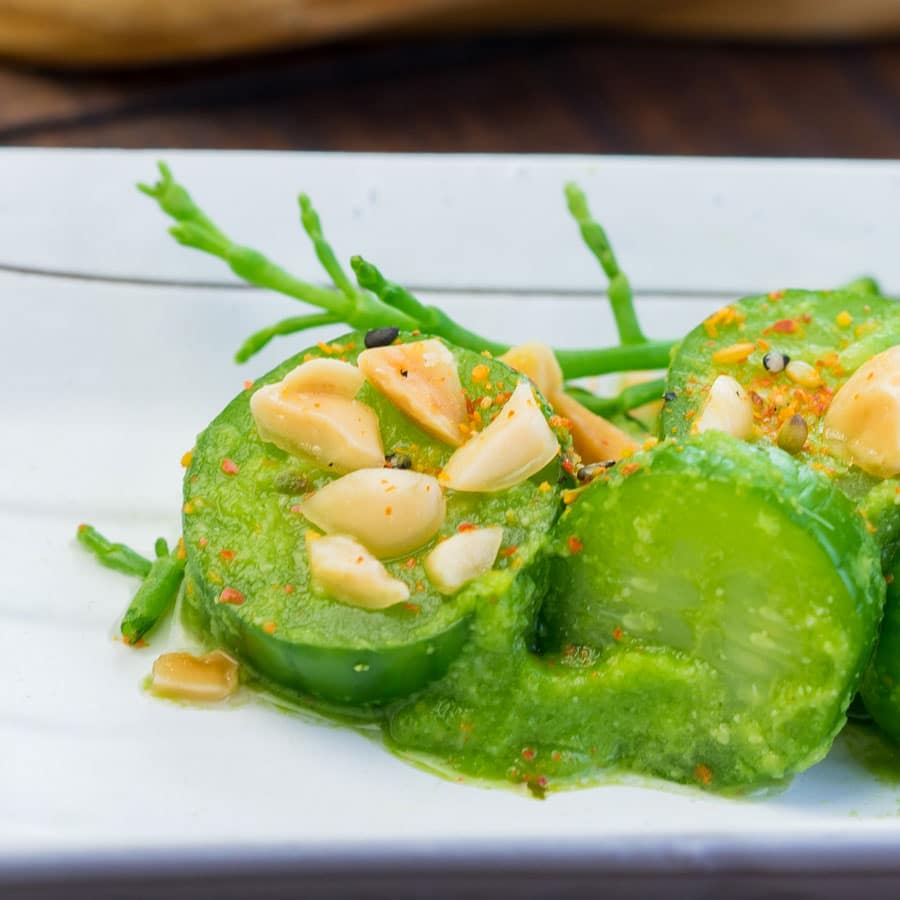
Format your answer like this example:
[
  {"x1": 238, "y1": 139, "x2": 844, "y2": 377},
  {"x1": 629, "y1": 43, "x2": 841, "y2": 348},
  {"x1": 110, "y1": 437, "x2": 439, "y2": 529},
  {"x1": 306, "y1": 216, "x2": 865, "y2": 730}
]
[
  {"x1": 182, "y1": 332, "x2": 569, "y2": 706},
  {"x1": 182, "y1": 329, "x2": 886, "y2": 795},
  {"x1": 390, "y1": 434, "x2": 883, "y2": 790}
]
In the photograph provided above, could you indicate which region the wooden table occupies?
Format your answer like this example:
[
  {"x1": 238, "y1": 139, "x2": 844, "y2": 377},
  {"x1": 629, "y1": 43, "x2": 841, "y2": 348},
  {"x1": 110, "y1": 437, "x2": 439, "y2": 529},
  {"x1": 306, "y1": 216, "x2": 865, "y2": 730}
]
[{"x1": 2, "y1": 34, "x2": 900, "y2": 155}]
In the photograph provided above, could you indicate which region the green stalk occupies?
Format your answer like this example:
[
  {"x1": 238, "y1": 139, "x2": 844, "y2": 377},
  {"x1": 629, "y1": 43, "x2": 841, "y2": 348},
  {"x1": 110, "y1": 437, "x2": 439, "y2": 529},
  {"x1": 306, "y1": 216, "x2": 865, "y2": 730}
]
[
  {"x1": 565, "y1": 183, "x2": 647, "y2": 346},
  {"x1": 566, "y1": 377, "x2": 667, "y2": 417},
  {"x1": 235, "y1": 313, "x2": 340, "y2": 363},
  {"x1": 120, "y1": 548, "x2": 186, "y2": 645},
  {"x1": 555, "y1": 341, "x2": 675, "y2": 379},
  {"x1": 140, "y1": 163, "x2": 675, "y2": 379},
  {"x1": 351, "y1": 257, "x2": 509, "y2": 357},
  {"x1": 76, "y1": 524, "x2": 152, "y2": 578}
]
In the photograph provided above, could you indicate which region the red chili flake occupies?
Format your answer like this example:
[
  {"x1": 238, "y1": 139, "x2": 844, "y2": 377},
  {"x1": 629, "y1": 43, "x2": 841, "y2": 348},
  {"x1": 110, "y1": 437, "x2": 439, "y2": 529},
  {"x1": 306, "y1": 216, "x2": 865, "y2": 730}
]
[
  {"x1": 284, "y1": 584, "x2": 295, "y2": 594},
  {"x1": 500, "y1": 546, "x2": 518, "y2": 557},
  {"x1": 457, "y1": 522, "x2": 478, "y2": 532},
  {"x1": 769, "y1": 319, "x2": 797, "y2": 334},
  {"x1": 465, "y1": 395, "x2": 476, "y2": 415},
  {"x1": 568, "y1": 535, "x2": 584, "y2": 555},
  {"x1": 562, "y1": 459, "x2": 576, "y2": 475},
  {"x1": 693, "y1": 764, "x2": 713, "y2": 786},
  {"x1": 522, "y1": 747, "x2": 536, "y2": 762},
  {"x1": 612, "y1": 627, "x2": 623, "y2": 641},
  {"x1": 243, "y1": 380, "x2": 254, "y2": 391},
  {"x1": 262, "y1": 621, "x2": 277, "y2": 635},
  {"x1": 768, "y1": 290, "x2": 785, "y2": 301},
  {"x1": 221, "y1": 458, "x2": 240, "y2": 476},
  {"x1": 219, "y1": 549, "x2": 235, "y2": 562},
  {"x1": 405, "y1": 558, "x2": 417, "y2": 569},
  {"x1": 218, "y1": 587, "x2": 245, "y2": 605},
  {"x1": 620, "y1": 463, "x2": 640, "y2": 476}
]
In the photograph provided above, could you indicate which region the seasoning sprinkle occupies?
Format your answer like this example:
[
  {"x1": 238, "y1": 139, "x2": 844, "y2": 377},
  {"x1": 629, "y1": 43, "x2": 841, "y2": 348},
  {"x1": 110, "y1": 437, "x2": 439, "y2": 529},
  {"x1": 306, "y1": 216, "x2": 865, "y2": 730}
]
[
  {"x1": 364, "y1": 326, "x2": 400, "y2": 348},
  {"x1": 385, "y1": 452, "x2": 413, "y2": 470},
  {"x1": 762, "y1": 351, "x2": 790, "y2": 374},
  {"x1": 576, "y1": 461, "x2": 615, "y2": 481},
  {"x1": 218, "y1": 587, "x2": 245, "y2": 605},
  {"x1": 221, "y1": 458, "x2": 240, "y2": 476},
  {"x1": 712, "y1": 342, "x2": 755, "y2": 365},
  {"x1": 777, "y1": 415, "x2": 808, "y2": 455},
  {"x1": 785, "y1": 360, "x2": 823, "y2": 388}
]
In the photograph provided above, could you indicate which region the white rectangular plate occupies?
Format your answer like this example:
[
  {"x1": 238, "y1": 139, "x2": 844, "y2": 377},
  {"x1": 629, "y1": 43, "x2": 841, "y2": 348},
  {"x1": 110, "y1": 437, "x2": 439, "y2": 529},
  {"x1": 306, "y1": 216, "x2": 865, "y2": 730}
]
[{"x1": 4, "y1": 150, "x2": 900, "y2": 899}]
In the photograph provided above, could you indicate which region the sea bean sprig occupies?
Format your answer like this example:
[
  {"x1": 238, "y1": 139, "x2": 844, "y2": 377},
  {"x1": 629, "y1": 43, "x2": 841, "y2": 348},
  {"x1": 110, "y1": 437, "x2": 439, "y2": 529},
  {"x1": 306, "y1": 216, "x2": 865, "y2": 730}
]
[{"x1": 139, "y1": 163, "x2": 675, "y2": 394}]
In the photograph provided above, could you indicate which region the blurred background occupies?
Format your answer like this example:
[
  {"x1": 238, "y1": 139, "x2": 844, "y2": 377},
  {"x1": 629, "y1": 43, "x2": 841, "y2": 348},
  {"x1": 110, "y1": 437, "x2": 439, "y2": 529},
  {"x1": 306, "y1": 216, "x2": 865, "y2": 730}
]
[{"x1": 1, "y1": 0, "x2": 899, "y2": 155}]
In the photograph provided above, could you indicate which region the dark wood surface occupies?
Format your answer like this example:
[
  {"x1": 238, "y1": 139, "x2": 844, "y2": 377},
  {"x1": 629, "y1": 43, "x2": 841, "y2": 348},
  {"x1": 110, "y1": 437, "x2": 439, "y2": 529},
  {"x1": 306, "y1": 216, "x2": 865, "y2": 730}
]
[{"x1": 2, "y1": 34, "x2": 900, "y2": 156}]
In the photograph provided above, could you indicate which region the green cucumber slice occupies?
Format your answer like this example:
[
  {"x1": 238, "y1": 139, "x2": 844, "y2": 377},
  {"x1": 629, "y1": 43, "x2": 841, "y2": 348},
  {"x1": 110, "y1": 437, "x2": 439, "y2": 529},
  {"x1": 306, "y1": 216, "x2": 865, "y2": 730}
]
[
  {"x1": 389, "y1": 433, "x2": 884, "y2": 789},
  {"x1": 662, "y1": 290, "x2": 900, "y2": 476},
  {"x1": 181, "y1": 331, "x2": 568, "y2": 705}
]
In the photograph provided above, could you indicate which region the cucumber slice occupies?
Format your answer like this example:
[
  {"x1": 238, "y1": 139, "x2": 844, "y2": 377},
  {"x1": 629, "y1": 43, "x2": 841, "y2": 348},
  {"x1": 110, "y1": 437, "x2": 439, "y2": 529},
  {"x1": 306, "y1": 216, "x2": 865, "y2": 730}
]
[
  {"x1": 181, "y1": 331, "x2": 569, "y2": 705},
  {"x1": 662, "y1": 290, "x2": 900, "y2": 474},
  {"x1": 389, "y1": 434, "x2": 884, "y2": 789}
]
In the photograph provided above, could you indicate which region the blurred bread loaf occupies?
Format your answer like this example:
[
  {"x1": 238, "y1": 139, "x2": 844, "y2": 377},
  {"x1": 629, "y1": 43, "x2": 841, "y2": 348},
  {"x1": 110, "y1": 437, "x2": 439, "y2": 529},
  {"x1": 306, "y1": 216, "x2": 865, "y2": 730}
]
[{"x1": 1, "y1": 0, "x2": 898, "y2": 67}]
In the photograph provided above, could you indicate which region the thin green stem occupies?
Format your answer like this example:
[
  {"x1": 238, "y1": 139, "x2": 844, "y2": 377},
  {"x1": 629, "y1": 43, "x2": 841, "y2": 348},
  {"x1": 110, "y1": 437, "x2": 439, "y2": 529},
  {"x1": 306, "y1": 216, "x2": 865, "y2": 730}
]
[
  {"x1": 120, "y1": 548, "x2": 186, "y2": 645},
  {"x1": 299, "y1": 194, "x2": 357, "y2": 301},
  {"x1": 76, "y1": 524, "x2": 152, "y2": 578},
  {"x1": 565, "y1": 183, "x2": 647, "y2": 346},
  {"x1": 235, "y1": 313, "x2": 340, "y2": 363},
  {"x1": 566, "y1": 377, "x2": 667, "y2": 417},
  {"x1": 352, "y1": 256, "x2": 509, "y2": 357},
  {"x1": 555, "y1": 340, "x2": 675, "y2": 379}
]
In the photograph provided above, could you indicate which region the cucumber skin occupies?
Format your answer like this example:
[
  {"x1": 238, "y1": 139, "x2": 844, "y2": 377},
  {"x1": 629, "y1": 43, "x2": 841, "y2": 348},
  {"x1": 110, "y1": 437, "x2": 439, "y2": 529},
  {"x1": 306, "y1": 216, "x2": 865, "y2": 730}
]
[{"x1": 182, "y1": 564, "x2": 472, "y2": 706}]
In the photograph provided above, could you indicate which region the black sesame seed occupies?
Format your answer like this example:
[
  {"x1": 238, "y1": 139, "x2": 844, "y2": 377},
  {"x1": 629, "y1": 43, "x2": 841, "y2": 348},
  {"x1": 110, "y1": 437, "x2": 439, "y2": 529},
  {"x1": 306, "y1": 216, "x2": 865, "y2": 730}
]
[
  {"x1": 385, "y1": 453, "x2": 413, "y2": 470},
  {"x1": 400, "y1": 368, "x2": 409, "y2": 378},
  {"x1": 364, "y1": 326, "x2": 400, "y2": 349},
  {"x1": 663, "y1": 391, "x2": 677, "y2": 402}
]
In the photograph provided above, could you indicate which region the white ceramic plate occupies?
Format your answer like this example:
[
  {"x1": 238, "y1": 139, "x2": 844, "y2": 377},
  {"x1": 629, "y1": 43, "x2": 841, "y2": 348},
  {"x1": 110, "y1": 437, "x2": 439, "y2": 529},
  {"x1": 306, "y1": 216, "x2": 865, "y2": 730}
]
[{"x1": 4, "y1": 150, "x2": 900, "y2": 899}]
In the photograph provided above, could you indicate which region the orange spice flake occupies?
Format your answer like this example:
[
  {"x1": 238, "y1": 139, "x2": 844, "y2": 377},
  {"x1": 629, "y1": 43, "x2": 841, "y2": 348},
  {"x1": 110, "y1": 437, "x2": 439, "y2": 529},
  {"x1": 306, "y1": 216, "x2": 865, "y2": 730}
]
[
  {"x1": 218, "y1": 587, "x2": 245, "y2": 605},
  {"x1": 702, "y1": 305, "x2": 746, "y2": 339},
  {"x1": 471, "y1": 364, "x2": 490, "y2": 382},
  {"x1": 221, "y1": 458, "x2": 240, "y2": 476},
  {"x1": 458, "y1": 522, "x2": 478, "y2": 532},
  {"x1": 219, "y1": 549, "x2": 236, "y2": 562},
  {"x1": 521, "y1": 747, "x2": 536, "y2": 762},
  {"x1": 405, "y1": 557, "x2": 417, "y2": 569},
  {"x1": 262, "y1": 621, "x2": 277, "y2": 635},
  {"x1": 500, "y1": 545, "x2": 518, "y2": 557},
  {"x1": 621, "y1": 462, "x2": 641, "y2": 476},
  {"x1": 568, "y1": 535, "x2": 584, "y2": 555},
  {"x1": 767, "y1": 290, "x2": 785, "y2": 301},
  {"x1": 284, "y1": 584, "x2": 295, "y2": 594},
  {"x1": 764, "y1": 318, "x2": 799, "y2": 336},
  {"x1": 548, "y1": 415, "x2": 572, "y2": 430},
  {"x1": 562, "y1": 459, "x2": 576, "y2": 475},
  {"x1": 385, "y1": 506, "x2": 392, "y2": 516},
  {"x1": 693, "y1": 764, "x2": 713, "y2": 786},
  {"x1": 712, "y1": 342, "x2": 755, "y2": 365},
  {"x1": 403, "y1": 602, "x2": 421, "y2": 614},
  {"x1": 612, "y1": 626, "x2": 623, "y2": 642},
  {"x1": 243, "y1": 380, "x2": 254, "y2": 391}
]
